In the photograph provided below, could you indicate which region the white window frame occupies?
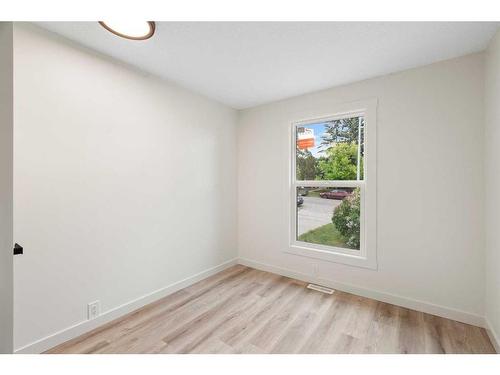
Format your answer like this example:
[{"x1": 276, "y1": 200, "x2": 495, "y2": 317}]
[{"x1": 287, "y1": 99, "x2": 377, "y2": 269}]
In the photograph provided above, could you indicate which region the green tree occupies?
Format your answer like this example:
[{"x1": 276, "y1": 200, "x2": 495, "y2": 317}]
[
  {"x1": 320, "y1": 117, "x2": 363, "y2": 150},
  {"x1": 332, "y1": 188, "x2": 361, "y2": 249},
  {"x1": 296, "y1": 149, "x2": 318, "y2": 180},
  {"x1": 317, "y1": 142, "x2": 362, "y2": 180}
]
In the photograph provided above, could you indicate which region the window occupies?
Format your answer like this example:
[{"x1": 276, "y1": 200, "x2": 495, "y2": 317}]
[{"x1": 288, "y1": 100, "x2": 377, "y2": 269}]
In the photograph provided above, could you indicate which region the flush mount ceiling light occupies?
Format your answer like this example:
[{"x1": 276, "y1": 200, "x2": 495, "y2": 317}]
[{"x1": 99, "y1": 21, "x2": 155, "y2": 40}]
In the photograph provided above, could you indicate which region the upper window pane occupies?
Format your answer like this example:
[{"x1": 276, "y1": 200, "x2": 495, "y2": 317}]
[{"x1": 296, "y1": 116, "x2": 364, "y2": 181}]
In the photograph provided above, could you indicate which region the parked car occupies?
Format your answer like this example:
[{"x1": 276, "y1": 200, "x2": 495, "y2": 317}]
[
  {"x1": 319, "y1": 189, "x2": 350, "y2": 200},
  {"x1": 297, "y1": 187, "x2": 309, "y2": 196},
  {"x1": 297, "y1": 196, "x2": 304, "y2": 206}
]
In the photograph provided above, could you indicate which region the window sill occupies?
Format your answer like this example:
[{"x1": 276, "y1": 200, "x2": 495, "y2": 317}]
[{"x1": 285, "y1": 243, "x2": 377, "y2": 270}]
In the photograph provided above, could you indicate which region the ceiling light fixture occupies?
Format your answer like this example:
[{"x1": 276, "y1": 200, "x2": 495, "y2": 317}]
[{"x1": 99, "y1": 21, "x2": 155, "y2": 40}]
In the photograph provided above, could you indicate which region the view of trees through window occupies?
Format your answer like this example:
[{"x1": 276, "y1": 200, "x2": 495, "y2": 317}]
[{"x1": 295, "y1": 116, "x2": 364, "y2": 251}]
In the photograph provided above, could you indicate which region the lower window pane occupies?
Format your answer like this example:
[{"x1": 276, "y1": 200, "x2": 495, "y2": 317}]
[{"x1": 296, "y1": 187, "x2": 360, "y2": 250}]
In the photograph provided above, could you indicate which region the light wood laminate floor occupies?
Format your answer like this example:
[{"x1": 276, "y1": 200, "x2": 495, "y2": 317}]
[{"x1": 46, "y1": 265, "x2": 496, "y2": 354}]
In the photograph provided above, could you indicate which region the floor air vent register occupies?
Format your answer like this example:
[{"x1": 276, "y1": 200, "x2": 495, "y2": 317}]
[{"x1": 306, "y1": 284, "x2": 335, "y2": 294}]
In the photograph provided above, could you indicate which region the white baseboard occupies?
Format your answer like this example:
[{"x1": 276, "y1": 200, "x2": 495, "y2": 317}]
[
  {"x1": 485, "y1": 318, "x2": 500, "y2": 353},
  {"x1": 238, "y1": 257, "x2": 486, "y2": 328},
  {"x1": 14, "y1": 258, "x2": 238, "y2": 354}
]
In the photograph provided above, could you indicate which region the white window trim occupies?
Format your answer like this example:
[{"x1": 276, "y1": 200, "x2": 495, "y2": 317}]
[{"x1": 286, "y1": 99, "x2": 377, "y2": 270}]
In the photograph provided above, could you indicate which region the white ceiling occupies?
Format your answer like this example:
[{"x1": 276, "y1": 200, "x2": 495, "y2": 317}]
[{"x1": 36, "y1": 22, "x2": 498, "y2": 109}]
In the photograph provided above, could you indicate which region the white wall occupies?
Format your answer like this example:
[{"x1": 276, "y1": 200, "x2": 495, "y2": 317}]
[
  {"x1": 485, "y1": 30, "x2": 500, "y2": 349},
  {"x1": 238, "y1": 53, "x2": 486, "y2": 324},
  {"x1": 0, "y1": 22, "x2": 14, "y2": 354},
  {"x1": 13, "y1": 24, "x2": 238, "y2": 351}
]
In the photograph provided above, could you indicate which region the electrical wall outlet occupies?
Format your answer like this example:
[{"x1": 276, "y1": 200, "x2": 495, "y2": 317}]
[{"x1": 87, "y1": 301, "x2": 100, "y2": 320}]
